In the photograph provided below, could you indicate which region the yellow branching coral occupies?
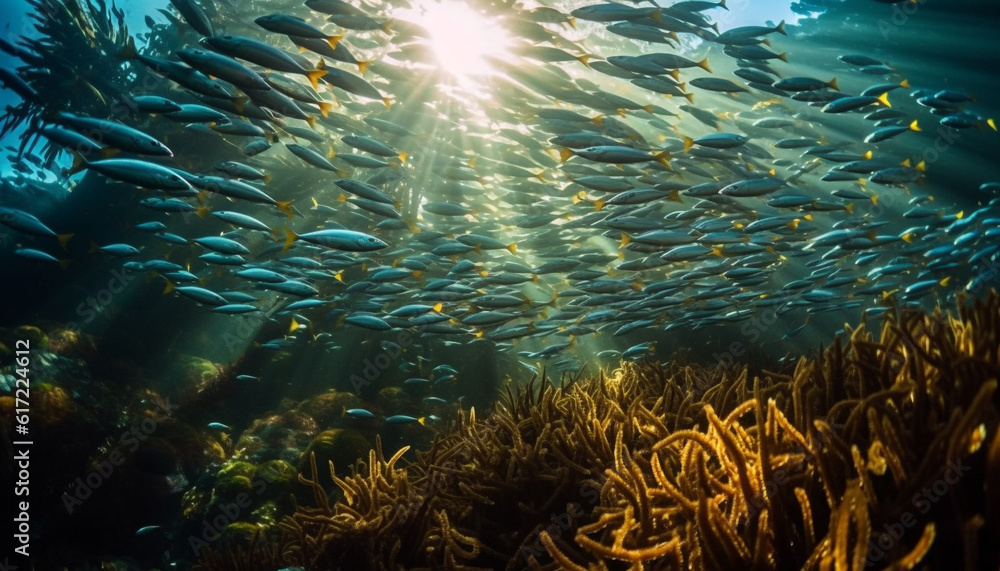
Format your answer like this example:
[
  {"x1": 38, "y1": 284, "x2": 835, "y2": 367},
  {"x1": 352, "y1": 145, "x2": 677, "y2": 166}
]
[{"x1": 196, "y1": 292, "x2": 1000, "y2": 571}]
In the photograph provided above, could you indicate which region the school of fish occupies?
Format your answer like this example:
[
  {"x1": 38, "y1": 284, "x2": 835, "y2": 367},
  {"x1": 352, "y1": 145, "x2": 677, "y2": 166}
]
[{"x1": 2, "y1": 0, "x2": 999, "y2": 372}]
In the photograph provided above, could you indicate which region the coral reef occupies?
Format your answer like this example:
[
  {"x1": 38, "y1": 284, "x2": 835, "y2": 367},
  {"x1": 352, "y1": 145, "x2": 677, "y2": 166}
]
[
  {"x1": 193, "y1": 292, "x2": 1000, "y2": 570},
  {"x1": 299, "y1": 429, "x2": 373, "y2": 479},
  {"x1": 0, "y1": 323, "x2": 230, "y2": 568}
]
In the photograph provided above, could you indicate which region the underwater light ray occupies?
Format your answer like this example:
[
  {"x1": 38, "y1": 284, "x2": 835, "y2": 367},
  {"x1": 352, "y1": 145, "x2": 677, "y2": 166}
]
[{"x1": 394, "y1": 0, "x2": 510, "y2": 85}]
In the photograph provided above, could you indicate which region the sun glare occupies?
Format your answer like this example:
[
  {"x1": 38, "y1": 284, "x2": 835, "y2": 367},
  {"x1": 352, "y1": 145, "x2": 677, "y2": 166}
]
[{"x1": 401, "y1": 0, "x2": 508, "y2": 79}]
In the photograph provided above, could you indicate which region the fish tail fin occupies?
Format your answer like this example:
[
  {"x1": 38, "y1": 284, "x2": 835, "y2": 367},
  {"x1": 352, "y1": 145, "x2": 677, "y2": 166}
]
[
  {"x1": 697, "y1": 57, "x2": 712, "y2": 73},
  {"x1": 591, "y1": 114, "x2": 604, "y2": 126},
  {"x1": 900, "y1": 78, "x2": 910, "y2": 88},
  {"x1": 685, "y1": 92, "x2": 695, "y2": 103},
  {"x1": 163, "y1": 281, "x2": 175, "y2": 294},
  {"x1": 877, "y1": 92, "x2": 891, "y2": 107},
  {"x1": 988, "y1": 118, "x2": 997, "y2": 131},
  {"x1": 567, "y1": 17, "x2": 577, "y2": 29},
  {"x1": 396, "y1": 151, "x2": 409, "y2": 164},
  {"x1": 654, "y1": 150, "x2": 672, "y2": 168},
  {"x1": 327, "y1": 35, "x2": 343, "y2": 49},
  {"x1": 68, "y1": 153, "x2": 88, "y2": 176},
  {"x1": 276, "y1": 201, "x2": 294, "y2": 219},
  {"x1": 620, "y1": 233, "x2": 631, "y2": 248},
  {"x1": 381, "y1": 19, "x2": 395, "y2": 34},
  {"x1": 417, "y1": 416, "x2": 426, "y2": 426},
  {"x1": 306, "y1": 69, "x2": 327, "y2": 90},
  {"x1": 719, "y1": 0, "x2": 728, "y2": 8},
  {"x1": 263, "y1": 173, "x2": 273, "y2": 184},
  {"x1": 57, "y1": 233, "x2": 74, "y2": 250},
  {"x1": 594, "y1": 200, "x2": 605, "y2": 211},
  {"x1": 683, "y1": 136, "x2": 694, "y2": 152},
  {"x1": 775, "y1": 19, "x2": 786, "y2": 34},
  {"x1": 58, "y1": 259, "x2": 71, "y2": 271},
  {"x1": 558, "y1": 147, "x2": 574, "y2": 162},
  {"x1": 507, "y1": 243, "x2": 517, "y2": 254},
  {"x1": 358, "y1": 60, "x2": 371, "y2": 74},
  {"x1": 828, "y1": 77, "x2": 839, "y2": 91},
  {"x1": 870, "y1": 195, "x2": 879, "y2": 206},
  {"x1": 232, "y1": 95, "x2": 248, "y2": 114},
  {"x1": 318, "y1": 101, "x2": 334, "y2": 118},
  {"x1": 844, "y1": 203, "x2": 855, "y2": 214},
  {"x1": 289, "y1": 318, "x2": 299, "y2": 334},
  {"x1": 306, "y1": 115, "x2": 317, "y2": 129},
  {"x1": 643, "y1": 104, "x2": 654, "y2": 114},
  {"x1": 334, "y1": 270, "x2": 344, "y2": 283},
  {"x1": 649, "y1": 9, "x2": 663, "y2": 23},
  {"x1": 196, "y1": 206, "x2": 210, "y2": 218},
  {"x1": 283, "y1": 227, "x2": 297, "y2": 251},
  {"x1": 576, "y1": 54, "x2": 590, "y2": 67},
  {"x1": 382, "y1": 97, "x2": 393, "y2": 109},
  {"x1": 915, "y1": 160, "x2": 926, "y2": 172},
  {"x1": 910, "y1": 119, "x2": 921, "y2": 132}
]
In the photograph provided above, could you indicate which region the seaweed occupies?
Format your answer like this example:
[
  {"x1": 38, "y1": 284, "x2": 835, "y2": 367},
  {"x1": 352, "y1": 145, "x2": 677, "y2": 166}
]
[
  {"x1": 2, "y1": 0, "x2": 133, "y2": 161},
  {"x1": 196, "y1": 292, "x2": 1000, "y2": 570}
]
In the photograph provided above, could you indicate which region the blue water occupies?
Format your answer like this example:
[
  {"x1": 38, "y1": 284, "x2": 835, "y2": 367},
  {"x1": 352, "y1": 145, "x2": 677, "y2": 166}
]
[{"x1": 0, "y1": 0, "x2": 999, "y2": 567}]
